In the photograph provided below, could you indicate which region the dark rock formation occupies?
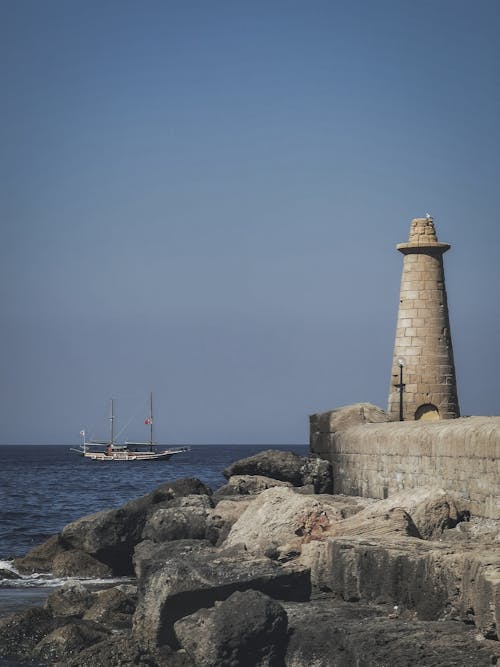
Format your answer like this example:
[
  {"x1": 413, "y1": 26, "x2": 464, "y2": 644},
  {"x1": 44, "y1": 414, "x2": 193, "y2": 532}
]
[
  {"x1": 284, "y1": 598, "x2": 499, "y2": 667},
  {"x1": 32, "y1": 620, "x2": 109, "y2": 664},
  {"x1": 55, "y1": 636, "x2": 193, "y2": 667},
  {"x1": 133, "y1": 542, "x2": 310, "y2": 648},
  {"x1": 83, "y1": 584, "x2": 137, "y2": 629},
  {"x1": 214, "y1": 474, "x2": 293, "y2": 499},
  {"x1": 174, "y1": 589, "x2": 288, "y2": 667},
  {"x1": 133, "y1": 538, "x2": 216, "y2": 582},
  {"x1": 0, "y1": 607, "x2": 56, "y2": 661},
  {"x1": 14, "y1": 534, "x2": 66, "y2": 574},
  {"x1": 45, "y1": 581, "x2": 96, "y2": 619},
  {"x1": 223, "y1": 450, "x2": 332, "y2": 494},
  {"x1": 142, "y1": 495, "x2": 213, "y2": 543}
]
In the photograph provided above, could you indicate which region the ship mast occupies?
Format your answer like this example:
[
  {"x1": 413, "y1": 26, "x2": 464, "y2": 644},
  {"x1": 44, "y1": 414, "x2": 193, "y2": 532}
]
[
  {"x1": 109, "y1": 398, "x2": 115, "y2": 446},
  {"x1": 149, "y1": 392, "x2": 153, "y2": 451}
]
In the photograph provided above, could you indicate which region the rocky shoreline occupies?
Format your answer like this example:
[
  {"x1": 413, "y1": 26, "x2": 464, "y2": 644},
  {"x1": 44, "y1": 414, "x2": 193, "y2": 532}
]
[{"x1": 1, "y1": 449, "x2": 499, "y2": 666}]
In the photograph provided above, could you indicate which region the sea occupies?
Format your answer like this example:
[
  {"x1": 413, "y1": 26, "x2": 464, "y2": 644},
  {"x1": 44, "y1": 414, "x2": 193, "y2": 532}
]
[{"x1": 0, "y1": 443, "x2": 308, "y2": 665}]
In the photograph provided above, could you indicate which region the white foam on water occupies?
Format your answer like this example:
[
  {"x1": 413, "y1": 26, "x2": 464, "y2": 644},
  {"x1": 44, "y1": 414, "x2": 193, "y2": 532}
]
[{"x1": 0, "y1": 559, "x2": 129, "y2": 589}]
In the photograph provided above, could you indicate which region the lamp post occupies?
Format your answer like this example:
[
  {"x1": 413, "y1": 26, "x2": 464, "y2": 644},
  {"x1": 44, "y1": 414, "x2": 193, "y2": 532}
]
[{"x1": 396, "y1": 357, "x2": 406, "y2": 421}]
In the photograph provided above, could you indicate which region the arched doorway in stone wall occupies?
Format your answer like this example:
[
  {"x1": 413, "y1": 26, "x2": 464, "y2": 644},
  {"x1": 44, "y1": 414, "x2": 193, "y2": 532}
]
[{"x1": 415, "y1": 403, "x2": 440, "y2": 421}]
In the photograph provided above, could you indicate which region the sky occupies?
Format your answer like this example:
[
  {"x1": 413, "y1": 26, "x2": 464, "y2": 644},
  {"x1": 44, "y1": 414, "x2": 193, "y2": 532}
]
[{"x1": 1, "y1": 1, "x2": 499, "y2": 445}]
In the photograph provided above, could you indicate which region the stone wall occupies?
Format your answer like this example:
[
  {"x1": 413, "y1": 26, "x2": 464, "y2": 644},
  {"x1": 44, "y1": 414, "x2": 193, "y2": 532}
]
[{"x1": 310, "y1": 403, "x2": 500, "y2": 520}]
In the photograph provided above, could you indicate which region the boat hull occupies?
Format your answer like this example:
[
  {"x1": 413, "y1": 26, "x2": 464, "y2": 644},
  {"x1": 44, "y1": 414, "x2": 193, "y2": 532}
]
[{"x1": 73, "y1": 447, "x2": 189, "y2": 462}]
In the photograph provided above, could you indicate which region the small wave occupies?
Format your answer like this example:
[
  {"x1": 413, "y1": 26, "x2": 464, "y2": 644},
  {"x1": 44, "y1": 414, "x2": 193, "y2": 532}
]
[{"x1": 0, "y1": 560, "x2": 130, "y2": 589}]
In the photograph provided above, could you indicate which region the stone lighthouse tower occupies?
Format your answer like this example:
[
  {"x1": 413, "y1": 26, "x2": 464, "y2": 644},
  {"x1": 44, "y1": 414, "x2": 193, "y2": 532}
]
[{"x1": 388, "y1": 216, "x2": 460, "y2": 421}]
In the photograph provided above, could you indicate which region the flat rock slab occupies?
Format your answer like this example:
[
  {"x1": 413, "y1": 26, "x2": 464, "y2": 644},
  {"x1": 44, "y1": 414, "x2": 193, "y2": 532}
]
[
  {"x1": 133, "y1": 546, "x2": 310, "y2": 648},
  {"x1": 284, "y1": 599, "x2": 500, "y2": 666}
]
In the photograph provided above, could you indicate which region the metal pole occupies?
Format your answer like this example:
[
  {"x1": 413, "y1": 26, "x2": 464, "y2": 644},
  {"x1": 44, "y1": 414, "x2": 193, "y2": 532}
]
[{"x1": 398, "y1": 364, "x2": 404, "y2": 421}]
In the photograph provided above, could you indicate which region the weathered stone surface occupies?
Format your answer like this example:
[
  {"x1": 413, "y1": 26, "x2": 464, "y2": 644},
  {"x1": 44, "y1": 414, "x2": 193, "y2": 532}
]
[
  {"x1": 284, "y1": 598, "x2": 500, "y2": 667},
  {"x1": 0, "y1": 607, "x2": 55, "y2": 659},
  {"x1": 388, "y1": 217, "x2": 459, "y2": 421},
  {"x1": 52, "y1": 548, "x2": 113, "y2": 578},
  {"x1": 224, "y1": 487, "x2": 372, "y2": 556},
  {"x1": 13, "y1": 534, "x2": 65, "y2": 574},
  {"x1": 305, "y1": 535, "x2": 500, "y2": 639},
  {"x1": 133, "y1": 539, "x2": 215, "y2": 582},
  {"x1": 214, "y1": 474, "x2": 293, "y2": 498},
  {"x1": 32, "y1": 620, "x2": 109, "y2": 663},
  {"x1": 83, "y1": 585, "x2": 137, "y2": 629},
  {"x1": 128, "y1": 477, "x2": 213, "y2": 514},
  {"x1": 310, "y1": 402, "x2": 390, "y2": 436},
  {"x1": 60, "y1": 478, "x2": 212, "y2": 575},
  {"x1": 45, "y1": 581, "x2": 96, "y2": 618},
  {"x1": 142, "y1": 495, "x2": 212, "y2": 543},
  {"x1": 311, "y1": 404, "x2": 500, "y2": 520},
  {"x1": 174, "y1": 590, "x2": 288, "y2": 667},
  {"x1": 205, "y1": 497, "x2": 255, "y2": 546},
  {"x1": 133, "y1": 543, "x2": 310, "y2": 648},
  {"x1": 56, "y1": 636, "x2": 194, "y2": 667},
  {"x1": 222, "y1": 450, "x2": 332, "y2": 493}
]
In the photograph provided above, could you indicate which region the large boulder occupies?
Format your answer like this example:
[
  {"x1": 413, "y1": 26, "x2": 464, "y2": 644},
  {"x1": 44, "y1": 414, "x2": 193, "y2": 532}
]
[
  {"x1": 223, "y1": 487, "x2": 372, "y2": 556},
  {"x1": 52, "y1": 549, "x2": 113, "y2": 578},
  {"x1": 133, "y1": 542, "x2": 310, "y2": 648},
  {"x1": 56, "y1": 636, "x2": 194, "y2": 667},
  {"x1": 142, "y1": 495, "x2": 213, "y2": 543},
  {"x1": 214, "y1": 475, "x2": 293, "y2": 499},
  {"x1": 0, "y1": 607, "x2": 55, "y2": 661},
  {"x1": 205, "y1": 497, "x2": 255, "y2": 546},
  {"x1": 32, "y1": 621, "x2": 109, "y2": 664},
  {"x1": 60, "y1": 477, "x2": 212, "y2": 576},
  {"x1": 45, "y1": 581, "x2": 96, "y2": 619},
  {"x1": 60, "y1": 505, "x2": 145, "y2": 575},
  {"x1": 174, "y1": 590, "x2": 288, "y2": 667},
  {"x1": 13, "y1": 534, "x2": 66, "y2": 574},
  {"x1": 223, "y1": 450, "x2": 332, "y2": 494},
  {"x1": 133, "y1": 539, "x2": 215, "y2": 582},
  {"x1": 284, "y1": 598, "x2": 500, "y2": 667},
  {"x1": 83, "y1": 584, "x2": 137, "y2": 629}
]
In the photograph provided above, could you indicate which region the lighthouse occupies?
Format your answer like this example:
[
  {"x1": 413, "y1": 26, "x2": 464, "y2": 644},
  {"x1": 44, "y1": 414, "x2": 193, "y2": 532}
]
[{"x1": 388, "y1": 216, "x2": 460, "y2": 421}]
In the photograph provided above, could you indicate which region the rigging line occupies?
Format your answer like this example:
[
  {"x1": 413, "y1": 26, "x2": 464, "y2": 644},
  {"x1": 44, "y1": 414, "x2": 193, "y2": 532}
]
[{"x1": 114, "y1": 398, "x2": 147, "y2": 441}]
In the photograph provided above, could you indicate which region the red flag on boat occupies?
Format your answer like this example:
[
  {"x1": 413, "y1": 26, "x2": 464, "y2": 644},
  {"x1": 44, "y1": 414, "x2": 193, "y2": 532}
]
[{"x1": 145, "y1": 418, "x2": 152, "y2": 425}]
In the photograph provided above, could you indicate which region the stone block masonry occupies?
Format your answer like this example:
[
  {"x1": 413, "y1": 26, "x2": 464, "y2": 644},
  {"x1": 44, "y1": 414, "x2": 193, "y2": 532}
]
[
  {"x1": 310, "y1": 403, "x2": 500, "y2": 520},
  {"x1": 388, "y1": 216, "x2": 460, "y2": 421}
]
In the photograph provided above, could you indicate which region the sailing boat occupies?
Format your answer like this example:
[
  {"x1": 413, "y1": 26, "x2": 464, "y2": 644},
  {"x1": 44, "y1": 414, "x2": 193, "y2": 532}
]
[{"x1": 72, "y1": 394, "x2": 190, "y2": 462}]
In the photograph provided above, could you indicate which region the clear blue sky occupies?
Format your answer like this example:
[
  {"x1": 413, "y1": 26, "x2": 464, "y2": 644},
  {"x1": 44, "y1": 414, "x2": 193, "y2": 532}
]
[{"x1": 1, "y1": 1, "x2": 499, "y2": 444}]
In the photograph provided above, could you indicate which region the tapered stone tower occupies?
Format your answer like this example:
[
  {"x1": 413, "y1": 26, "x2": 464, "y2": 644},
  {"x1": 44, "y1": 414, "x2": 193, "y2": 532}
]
[{"x1": 388, "y1": 216, "x2": 460, "y2": 421}]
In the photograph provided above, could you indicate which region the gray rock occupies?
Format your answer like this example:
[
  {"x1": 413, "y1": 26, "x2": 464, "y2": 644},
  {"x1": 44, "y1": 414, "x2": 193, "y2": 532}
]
[
  {"x1": 222, "y1": 450, "x2": 332, "y2": 493},
  {"x1": 60, "y1": 478, "x2": 212, "y2": 575},
  {"x1": 13, "y1": 534, "x2": 65, "y2": 574},
  {"x1": 52, "y1": 548, "x2": 113, "y2": 578},
  {"x1": 205, "y1": 497, "x2": 255, "y2": 546},
  {"x1": 83, "y1": 585, "x2": 137, "y2": 629},
  {"x1": 0, "y1": 607, "x2": 55, "y2": 660},
  {"x1": 133, "y1": 543, "x2": 310, "y2": 648},
  {"x1": 142, "y1": 495, "x2": 212, "y2": 543},
  {"x1": 174, "y1": 590, "x2": 288, "y2": 667},
  {"x1": 214, "y1": 475, "x2": 293, "y2": 499},
  {"x1": 32, "y1": 620, "x2": 109, "y2": 663},
  {"x1": 45, "y1": 581, "x2": 96, "y2": 618},
  {"x1": 133, "y1": 539, "x2": 215, "y2": 582},
  {"x1": 56, "y1": 636, "x2": 194, "y2": 667},
  {"x1": 284, "y1": 599, "x2": 500, "y2": 667}
]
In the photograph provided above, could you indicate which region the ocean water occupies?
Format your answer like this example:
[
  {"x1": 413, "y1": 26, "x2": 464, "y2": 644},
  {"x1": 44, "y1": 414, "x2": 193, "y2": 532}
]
[{"x1": 0, "y1": 444, "x2": 308, "y2": 611}]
